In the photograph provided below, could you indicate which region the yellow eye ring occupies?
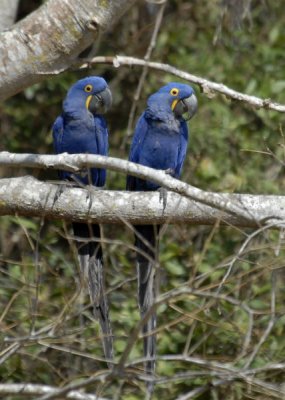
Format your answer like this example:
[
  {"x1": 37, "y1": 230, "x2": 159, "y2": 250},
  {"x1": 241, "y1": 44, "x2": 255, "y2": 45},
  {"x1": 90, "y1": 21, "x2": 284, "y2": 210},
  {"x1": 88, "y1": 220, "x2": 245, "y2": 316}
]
[
  {"x1": 84, "y1": 84, "x2": 93, "y2": 93},
  {"x1": 170, "y1": 88, "x2": 179, "y2": 96}
]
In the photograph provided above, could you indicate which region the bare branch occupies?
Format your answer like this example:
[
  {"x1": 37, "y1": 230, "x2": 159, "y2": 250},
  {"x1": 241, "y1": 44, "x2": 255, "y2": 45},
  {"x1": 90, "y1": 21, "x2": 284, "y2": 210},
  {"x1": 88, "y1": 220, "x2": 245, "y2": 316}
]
[
  {"x1": 78, "y1": 55, "x2": 285, "y2": 113},
  {"x1": 116, "y1": 285, "x2": 254, "y2": 375},
  {"x1": 1, "y1": 151, "x2": 282, "y2": 223},
  {"x1": 0, "y1": 383, "x2": 109, "y2": 400},
  {"x1": 0, "y1": 0, "x2": 136, "y2": 101},
  {"x1": 243, "y1": 270, "x2": 277, "y2": 369},
  {"x1": 35, "y1": 373, "x2": 111, "y2": 400},
  {"x1": 0, "y1": 343, "x2": 21, "y2": 365}
]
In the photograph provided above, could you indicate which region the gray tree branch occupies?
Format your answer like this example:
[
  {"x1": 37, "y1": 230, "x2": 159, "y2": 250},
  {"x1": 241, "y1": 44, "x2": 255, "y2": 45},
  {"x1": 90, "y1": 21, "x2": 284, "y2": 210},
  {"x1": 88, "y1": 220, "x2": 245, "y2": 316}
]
[
  {"x1": 0, "y1": 175, "x2": 284, "y2": 227},
  {"x1": 1, "y1": 151, "x2": 278, "y2": 223},
  {"x1": 0, "y1": 151, "x2": 282, "y2": 224},
  {"x1": 0, "y1": 0, "x2": 136, "y2": 101},
  {"x1": 0, "y1": 383, "x2": 109, "y2": 400},
  {"x1": 78, "y1": 55, "x2": 285, "y2": 113}
]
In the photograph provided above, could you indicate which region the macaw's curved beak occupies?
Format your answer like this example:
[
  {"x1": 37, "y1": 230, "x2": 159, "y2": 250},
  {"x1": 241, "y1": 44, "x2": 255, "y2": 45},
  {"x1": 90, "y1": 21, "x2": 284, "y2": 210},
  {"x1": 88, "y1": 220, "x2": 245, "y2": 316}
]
[
  {"x1": 89, "y1": 87, "x2": 112, "y2": 114},
  {"x1": 174, "y1": 93, "x2": 198, "y2": 120}
]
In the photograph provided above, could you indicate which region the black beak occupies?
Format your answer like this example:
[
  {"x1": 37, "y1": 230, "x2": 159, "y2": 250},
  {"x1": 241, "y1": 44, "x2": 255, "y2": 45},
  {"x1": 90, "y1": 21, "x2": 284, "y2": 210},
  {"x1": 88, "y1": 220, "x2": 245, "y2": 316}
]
[
  {"x1": 174, "y1": 93, "x2": 198, "y2": 120},
  {"x1": 89, "y1": 87, "x2": 112, "y2": 114}
]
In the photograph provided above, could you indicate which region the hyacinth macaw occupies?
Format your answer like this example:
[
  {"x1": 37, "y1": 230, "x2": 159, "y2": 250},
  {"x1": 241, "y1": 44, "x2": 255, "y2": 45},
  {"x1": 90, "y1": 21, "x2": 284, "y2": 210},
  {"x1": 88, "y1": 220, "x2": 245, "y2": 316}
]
[
  {"x1": 127, "y1": 82, "x2": 198, "y2": 388},
  {"x1": 52, "y1": 76, "x2": 113, "y2": 364}
]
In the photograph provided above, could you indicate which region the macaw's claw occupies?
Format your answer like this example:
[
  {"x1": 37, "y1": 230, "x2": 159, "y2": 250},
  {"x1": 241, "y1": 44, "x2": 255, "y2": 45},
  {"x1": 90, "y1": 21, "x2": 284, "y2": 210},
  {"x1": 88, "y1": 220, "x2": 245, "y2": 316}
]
[
  {"x1": 158, "y1": 187, "x2": 168, "y2": 211},
  {"x1": 53, "y1": 182, "x2": 67, "y2": 205},
  {"x1": 164, "y1": 167, "x2": 175, "y2": 176}
]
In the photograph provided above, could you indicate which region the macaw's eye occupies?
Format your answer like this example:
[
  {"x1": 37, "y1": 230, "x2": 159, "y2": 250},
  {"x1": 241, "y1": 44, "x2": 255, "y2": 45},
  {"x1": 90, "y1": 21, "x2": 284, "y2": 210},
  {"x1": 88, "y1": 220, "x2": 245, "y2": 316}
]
[
  {"x1": 170, "y1": 88, "x2": 179, "y2": 96},
  {"x1": 84, "y1": 84, "x2": 93, "y2": 93}
]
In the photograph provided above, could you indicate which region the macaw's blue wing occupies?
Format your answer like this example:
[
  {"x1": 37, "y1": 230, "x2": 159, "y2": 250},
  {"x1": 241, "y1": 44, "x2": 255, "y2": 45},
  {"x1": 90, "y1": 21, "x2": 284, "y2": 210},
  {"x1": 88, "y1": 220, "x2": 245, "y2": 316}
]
[
  {"x1": 52, "y1": 115, "x2": 64, "y2": 153},
  {"x1": 175, "y1": 119, "x2": 189, "y2": 178},
  {"x1": 95, "y1": 115, "x2": 109, "y2": 187},
  {"x1": 52, "y1": 116, "x2": 66, "y2": 180},
  {"x1": 126, "y1": 113, "x2": 148, "y2": 191}
]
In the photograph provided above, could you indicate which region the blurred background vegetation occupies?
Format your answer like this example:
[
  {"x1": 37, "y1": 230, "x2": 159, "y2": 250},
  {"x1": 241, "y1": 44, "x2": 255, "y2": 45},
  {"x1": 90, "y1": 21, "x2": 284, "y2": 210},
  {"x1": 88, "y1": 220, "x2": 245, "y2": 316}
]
[{"x1": 1, "y1": 0, "x2": 285, "y2": 399}]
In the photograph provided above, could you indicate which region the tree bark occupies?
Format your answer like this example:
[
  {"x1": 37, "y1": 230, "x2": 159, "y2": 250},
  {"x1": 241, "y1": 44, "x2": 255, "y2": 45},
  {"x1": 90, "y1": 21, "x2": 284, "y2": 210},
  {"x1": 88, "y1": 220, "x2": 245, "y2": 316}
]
[
  {"x1": 0, "y1": 0, "x2": 136, "y2": 101},
  {"x1": 0, "y1": 0, "x2": 19, "y2": 31},
  {"x1": 0, "y1": 176, "x2": 284, "y2": 227}
]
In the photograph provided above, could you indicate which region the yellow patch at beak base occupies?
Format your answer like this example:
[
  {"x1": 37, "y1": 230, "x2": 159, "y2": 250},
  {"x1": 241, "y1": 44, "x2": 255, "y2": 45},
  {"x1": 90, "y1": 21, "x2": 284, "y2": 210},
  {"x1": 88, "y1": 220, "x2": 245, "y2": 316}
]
[
  {"x1": 85, "y1": 95, "x2": 93, "y2": 110},
  {"x1": 171, "y1": 99, "x2": 179, "y2": 111}
]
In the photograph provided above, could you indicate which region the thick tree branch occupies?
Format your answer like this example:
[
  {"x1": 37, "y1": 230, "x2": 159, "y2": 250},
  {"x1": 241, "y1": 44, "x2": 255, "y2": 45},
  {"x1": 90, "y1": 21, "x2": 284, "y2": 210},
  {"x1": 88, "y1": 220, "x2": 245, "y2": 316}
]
[
  {"x1": 0, "y1": 0, "x2": 136, "y2": 101},
  {"x1": 78, "y1": 56, "x2": 285, "y2": 113},
  {"x1": 0, "y1": 0, "x2": 19, "y2": 31},
  {"x1": 0, "y1": 176, "x2": 284, "y2": 227},
  {"x1": 0, "y1": 151, "x2": 276, "y2": 223}
]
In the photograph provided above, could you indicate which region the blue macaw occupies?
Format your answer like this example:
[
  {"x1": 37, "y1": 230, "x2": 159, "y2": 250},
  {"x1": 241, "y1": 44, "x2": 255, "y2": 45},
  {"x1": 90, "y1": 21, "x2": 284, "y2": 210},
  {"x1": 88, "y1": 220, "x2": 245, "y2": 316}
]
[
  {"x1": 127, "y1": 82, "x2": 198, "y2": 388},
  {"x1": 52, "y1": 76, "x2": 113, "y2": 364}
]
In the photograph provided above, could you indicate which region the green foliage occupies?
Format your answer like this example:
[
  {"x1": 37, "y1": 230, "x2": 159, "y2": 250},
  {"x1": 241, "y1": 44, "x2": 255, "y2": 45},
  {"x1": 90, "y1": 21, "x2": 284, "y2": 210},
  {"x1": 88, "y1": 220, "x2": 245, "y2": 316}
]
[{"x1": 1, "y1": 1, "x2": 285, "y2": 399}]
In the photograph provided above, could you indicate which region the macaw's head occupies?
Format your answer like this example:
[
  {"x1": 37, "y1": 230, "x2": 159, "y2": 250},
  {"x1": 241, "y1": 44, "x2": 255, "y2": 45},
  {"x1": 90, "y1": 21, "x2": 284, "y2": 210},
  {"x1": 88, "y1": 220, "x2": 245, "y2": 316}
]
[
  {"x1": 63, "y1": 76, "x2": 112, "y2": 115},
  {"x1": 154, "y1": 82, "x2": 198, "y2": 120}
]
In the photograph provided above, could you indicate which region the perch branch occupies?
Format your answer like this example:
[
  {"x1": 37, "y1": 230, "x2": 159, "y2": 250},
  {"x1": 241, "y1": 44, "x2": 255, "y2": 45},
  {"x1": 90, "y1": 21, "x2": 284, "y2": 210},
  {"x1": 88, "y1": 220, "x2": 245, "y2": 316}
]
[
  {"x1": 0, "y1": 383, "x2": 109, "y2": 400},
  {"x1": 0, "y1": 151, "x2": 282, "y2": 224},
  {"x1": 0, "y1": 176, "x2": 285, "y2": 226}
]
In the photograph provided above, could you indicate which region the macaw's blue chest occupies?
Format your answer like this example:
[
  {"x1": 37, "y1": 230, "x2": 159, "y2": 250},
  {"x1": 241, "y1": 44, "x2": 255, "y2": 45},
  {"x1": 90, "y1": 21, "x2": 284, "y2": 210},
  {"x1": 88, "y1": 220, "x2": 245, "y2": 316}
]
[
  {"x1": 54, "y1": 112, "x2": 108, "y2": 186},
  {"x1": 61, "y1": 115, "x2": 99, "y2": 154},
  {"x1": 139, "y1": 119, "x2": 182, "y2": 171}
]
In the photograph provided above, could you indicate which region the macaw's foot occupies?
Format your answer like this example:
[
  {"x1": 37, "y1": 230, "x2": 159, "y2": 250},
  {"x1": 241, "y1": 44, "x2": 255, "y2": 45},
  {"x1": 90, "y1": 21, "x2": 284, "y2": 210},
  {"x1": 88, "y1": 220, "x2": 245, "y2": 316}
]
[
  {"x1": 53, "y1": 182, "x2": 68, "y2": 205},
  {"x1": 158, "y1": 187, "x2": 168, "y2": 211},
  {"x1": 85, "y1": 184, "x2": 101, "y2": 212},
  {"x1": 164, "y1": 168, "x2": 175, "y2": 176}
]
